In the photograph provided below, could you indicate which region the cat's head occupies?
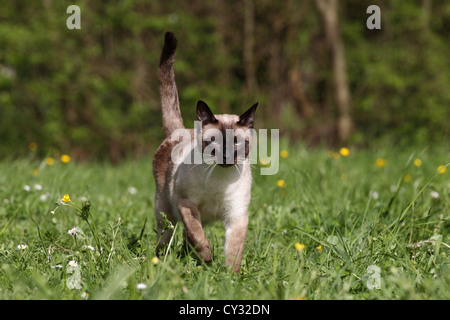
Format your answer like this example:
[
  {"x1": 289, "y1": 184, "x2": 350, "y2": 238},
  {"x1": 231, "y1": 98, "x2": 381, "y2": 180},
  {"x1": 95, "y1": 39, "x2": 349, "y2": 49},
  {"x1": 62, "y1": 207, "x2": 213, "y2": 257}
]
[{"x1": 197, "y1": 100, "x2": 257, "y2": 168}]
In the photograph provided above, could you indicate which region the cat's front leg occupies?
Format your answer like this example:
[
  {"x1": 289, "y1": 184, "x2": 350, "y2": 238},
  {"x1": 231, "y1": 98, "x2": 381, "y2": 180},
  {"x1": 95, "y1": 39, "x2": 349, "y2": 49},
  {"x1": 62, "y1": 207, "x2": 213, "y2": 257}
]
[
  {"x1": 224, "y1": 214, "x2": 248, "y2": 273},
  {"x1": 176, "y1": 198, "x2": 212, "y2": 263}
]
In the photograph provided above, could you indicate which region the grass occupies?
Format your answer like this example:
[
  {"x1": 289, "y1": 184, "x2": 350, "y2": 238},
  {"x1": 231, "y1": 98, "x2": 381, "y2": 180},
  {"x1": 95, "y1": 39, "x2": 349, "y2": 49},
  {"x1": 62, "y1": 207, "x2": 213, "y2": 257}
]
[{"x1": 0, "y1": 143, "x2": 449, "y2": 300}]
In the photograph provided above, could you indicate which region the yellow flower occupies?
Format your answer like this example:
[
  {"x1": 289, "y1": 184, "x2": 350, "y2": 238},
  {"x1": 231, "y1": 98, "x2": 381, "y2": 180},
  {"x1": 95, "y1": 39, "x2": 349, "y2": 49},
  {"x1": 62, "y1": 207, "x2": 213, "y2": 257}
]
[
  {"x1": 61, "y1": 154, "x2": 71, "y2": 163},
  {"x1": 339, "y1": 147, "x2": 350, "y2": 157},
  {"x1": 437, "y1": 165, "x2": 447, "y2": 174},
  {"x1": 62, "y1": 194, "x2": 71, "y2": 203},
  {"x1": 258, "y1": 157, "x2": 270, "y2": 167},
  {"x1": 280, "y1": 150, "x2": 289, "y2": 158},
  {"x1": 28, "y1": 142, "x2": 37, "y2": 151},
  {"x1": 294, "y1": 243, "x2": 306, "y2": 252},
  {"x1": 413, "y1": 158, "x2": 422, "y2": 167},
  {"x1": 277, "y1": 179, "x2": 286, "y2": 188},
  {"x1": 46, "y1": 157, "x2": 54, "y2": 166},
  {"x1": 151, "y1": 256, "x2": 159, "y2": 265},
  {"x1": 403, "y1": 173, "x2": 411, "y2": 182},
  {"x1": 32, "y1": 169, "x2": 39, "y2": 176},
  {"x1": 375, "y1": 158, "x2": 387, "y2": 167},
  {"x1": 316, "y1": 245, "x2": 322, "y2": 253}
]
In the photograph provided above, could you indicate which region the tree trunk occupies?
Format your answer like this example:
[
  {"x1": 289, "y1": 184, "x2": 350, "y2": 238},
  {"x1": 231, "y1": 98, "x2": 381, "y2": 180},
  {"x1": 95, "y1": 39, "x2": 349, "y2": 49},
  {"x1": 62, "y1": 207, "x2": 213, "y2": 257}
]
[
  {"x1": 286, "y1": 1, "x2": 314, "y2": 118},
  {"x1": 215, "y1": 0, "x2": 232, "y2": 112},
  {"x1": 243, "y1": 0, "x2": 257, "y2": 92},
  {"x1": 421, "y1": 0, "x2": 432, "y2": 31},
  {"x1": 316, "y1": 0, "x2": 353, "y2": 143}
]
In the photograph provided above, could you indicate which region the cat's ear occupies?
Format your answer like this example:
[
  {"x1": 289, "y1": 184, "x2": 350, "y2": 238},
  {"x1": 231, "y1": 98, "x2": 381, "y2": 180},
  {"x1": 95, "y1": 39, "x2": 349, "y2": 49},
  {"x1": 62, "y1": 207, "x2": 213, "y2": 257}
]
[
  {"x1": 238, "y1": 102, "x2": 258, "y2": 128},
  {"x1": 197, "y1": 100, "x2": 218, "y2": 125}
]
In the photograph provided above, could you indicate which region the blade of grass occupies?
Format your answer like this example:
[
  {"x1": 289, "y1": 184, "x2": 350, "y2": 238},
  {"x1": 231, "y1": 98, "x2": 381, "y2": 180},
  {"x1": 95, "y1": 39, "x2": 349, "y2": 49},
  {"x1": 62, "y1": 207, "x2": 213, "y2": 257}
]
[
  {"x1": 0, "y1": 209, "x2": 17, "y2": 239},
  {"x1": 387, "y1": 162, "x2": 450, "y2": 239},
  {"x1": 164, "y1": 222, "x2": 178, "y2": 262}
]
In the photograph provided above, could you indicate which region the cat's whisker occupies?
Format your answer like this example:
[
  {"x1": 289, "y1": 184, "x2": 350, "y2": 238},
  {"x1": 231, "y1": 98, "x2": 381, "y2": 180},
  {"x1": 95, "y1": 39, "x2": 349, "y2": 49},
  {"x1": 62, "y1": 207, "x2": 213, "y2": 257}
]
[
  {"x1": 233, "y1": 164, "x2": 242, "y2": 176},
  {"x1": 205, "y1": 163, "x2": 217, "y2": 186},
  {"x1": 202, "y1": 155, "x2": 215, "y2": 166},
  {"x1": 200, "y1": 162, "x2": 212, "y2": 174},
  {"x1": 249, "y1": 163, "x2": 262, "y2": 174},
  {"x1": 186, "y1": 162, "x2": 205, "y2": 175},
  {"x1": 201, "y1": 165, "x2": 216, "y2": 187}
]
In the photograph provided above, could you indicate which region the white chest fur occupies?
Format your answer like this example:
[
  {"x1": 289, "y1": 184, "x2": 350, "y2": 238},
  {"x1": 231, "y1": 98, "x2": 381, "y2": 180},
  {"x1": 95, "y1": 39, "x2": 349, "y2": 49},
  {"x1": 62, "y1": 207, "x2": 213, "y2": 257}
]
[{"x1": 173, "y1": 161, "x2": 252, "y2": 224}]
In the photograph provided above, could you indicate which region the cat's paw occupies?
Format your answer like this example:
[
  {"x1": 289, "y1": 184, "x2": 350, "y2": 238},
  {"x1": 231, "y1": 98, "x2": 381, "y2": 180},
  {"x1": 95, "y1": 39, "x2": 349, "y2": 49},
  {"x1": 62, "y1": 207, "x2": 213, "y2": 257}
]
[{"x1": 197, "y1": 239, "x2": 212, "y2": 263}]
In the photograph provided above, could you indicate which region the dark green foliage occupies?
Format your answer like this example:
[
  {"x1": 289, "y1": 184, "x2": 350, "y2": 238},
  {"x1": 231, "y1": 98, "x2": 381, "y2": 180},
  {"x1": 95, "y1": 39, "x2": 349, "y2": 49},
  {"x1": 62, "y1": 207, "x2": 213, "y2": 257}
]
[{"x1": 0, "y1": 1, "x2": 449, "y2": 160}]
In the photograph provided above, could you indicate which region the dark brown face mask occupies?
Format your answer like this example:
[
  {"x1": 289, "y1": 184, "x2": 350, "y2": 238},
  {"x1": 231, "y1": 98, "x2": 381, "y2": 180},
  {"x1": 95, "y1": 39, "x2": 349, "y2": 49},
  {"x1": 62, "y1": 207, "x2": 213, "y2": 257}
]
[{"x1": 197, "y1": 100, "x2": 257, "y2": 167}]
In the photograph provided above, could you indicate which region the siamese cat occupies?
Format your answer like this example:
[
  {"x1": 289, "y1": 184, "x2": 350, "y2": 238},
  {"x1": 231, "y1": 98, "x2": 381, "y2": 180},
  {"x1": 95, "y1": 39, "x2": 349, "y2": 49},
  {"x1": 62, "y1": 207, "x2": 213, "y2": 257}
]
[{"x1": 153, "y1": 32, "x2": 257, "y2": 273}]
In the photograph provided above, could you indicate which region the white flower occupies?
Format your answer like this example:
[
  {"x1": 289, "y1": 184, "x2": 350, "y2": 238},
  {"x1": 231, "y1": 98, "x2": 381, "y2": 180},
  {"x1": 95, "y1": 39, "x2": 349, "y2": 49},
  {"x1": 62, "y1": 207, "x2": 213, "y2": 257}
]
[
  {"x1": 68, "y1": 227, "x2": 79, "y2": 236},
  {"x1": 128, "y1": 187, "x2": 138, "y2": 195},
  {"x1": 81, "y1": 292, "x2": 90, "y2": 300},
  {"x1": 17, "y1": 244, "x2": 28, "y2": 250},
  {"x1": 136, "y1": 283, "x2": 147, "y2": 290},
  {"x1": 68, "y1": 260, "x2": 78, "y2": 267},
  {"x1": 82, "y1": 245, "x2": 95, "y2": 251},
  {"x1": 40, "y1": 194, "x2": 48, "y2": 201},
  {"x1": 51, "y1": 264, "x2": 63, "y2": 269},
  {"x1": 23, "y1": 185, "x2": 31, "y2": 192},
  {"x1": 34, "y1": 184, "x2": 42, "y2": 191},
  {"x1": 430, "y1": 191, "x2": 439, "y2": 199},
  {"x1": 369, "y1": 190, "x2": 379, "y2": 199}
]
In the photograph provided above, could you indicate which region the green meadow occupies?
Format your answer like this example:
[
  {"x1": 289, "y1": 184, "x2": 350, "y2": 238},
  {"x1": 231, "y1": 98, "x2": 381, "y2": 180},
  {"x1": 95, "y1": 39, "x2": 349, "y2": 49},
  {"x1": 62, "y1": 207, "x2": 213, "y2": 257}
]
[{"x1": 0, "y1": 143, "x2": 448, "y2": 300}]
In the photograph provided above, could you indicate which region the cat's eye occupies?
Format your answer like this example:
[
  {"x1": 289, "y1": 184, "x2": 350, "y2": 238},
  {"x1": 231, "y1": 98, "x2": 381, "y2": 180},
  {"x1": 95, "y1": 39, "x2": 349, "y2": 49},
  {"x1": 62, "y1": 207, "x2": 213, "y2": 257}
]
[
  {"x1": 208, "y1": 136, "x2": 220, "y2": 145},
  {"x1": 234, "y1": 140, "x2": 244, "y2": 150}
]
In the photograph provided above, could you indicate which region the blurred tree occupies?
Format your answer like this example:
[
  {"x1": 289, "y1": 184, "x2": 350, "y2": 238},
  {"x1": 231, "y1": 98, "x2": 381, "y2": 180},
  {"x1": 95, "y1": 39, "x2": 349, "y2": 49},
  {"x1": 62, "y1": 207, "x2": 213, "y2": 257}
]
[{"x1": 317, "y1": 0, "x2": 353, "y2": 143}]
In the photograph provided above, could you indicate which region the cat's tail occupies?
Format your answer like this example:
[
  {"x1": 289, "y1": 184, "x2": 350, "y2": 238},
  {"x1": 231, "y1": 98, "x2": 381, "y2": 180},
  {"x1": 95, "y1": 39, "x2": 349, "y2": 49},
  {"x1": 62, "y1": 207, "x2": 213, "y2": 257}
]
[{"x1": 158, "y1": 32, "x2": 184, "y2": 139}]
